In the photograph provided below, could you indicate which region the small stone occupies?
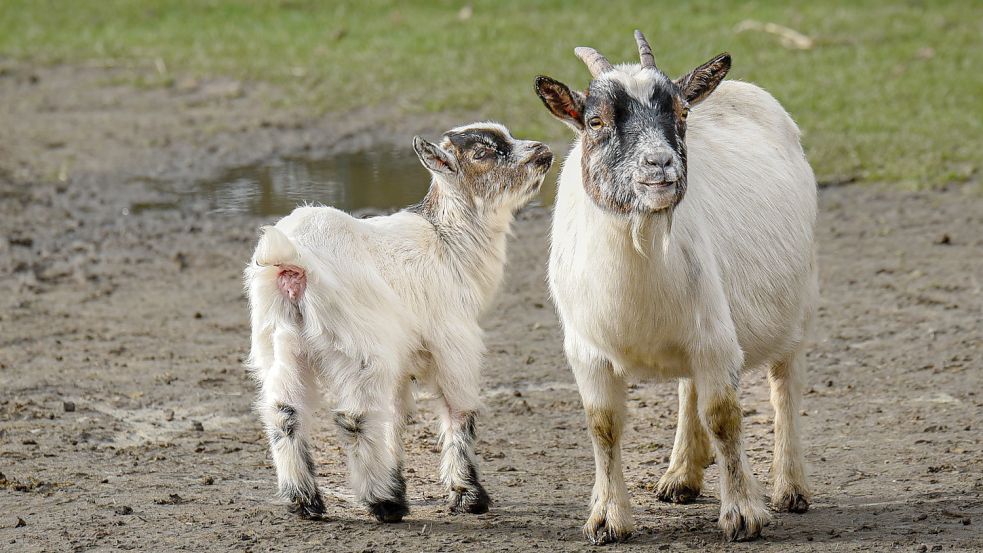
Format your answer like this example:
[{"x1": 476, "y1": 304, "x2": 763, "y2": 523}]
[
  {"x1": 201, "y1": 476, "x2": 214, "y2": 485},
  {"x1": 191, "y1": 421, "x2": 204, "y2": 432},
  {"x1": 114, "y1": 506, "x2": 133, "y2": 515},
  {"x1": 63, "y1": 401, "x2": 75, "y2": 412},
  {"x1": 164, "y1": 409, "x2": 174, "y2": 422},
  {"x1": 15, "y1": 517, "x2": 26, "y2": 528},
  {"x1": 194, "y1": 312, "x2": 203, "y2": 319}
]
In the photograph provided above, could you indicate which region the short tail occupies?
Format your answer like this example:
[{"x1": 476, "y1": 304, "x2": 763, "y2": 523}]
[
  {"x1": 251, "y1": 226, "x2": 308, "y2": 303},
  {"x1": 254, "y1": 226, "x2": 299, "y2": 267}
]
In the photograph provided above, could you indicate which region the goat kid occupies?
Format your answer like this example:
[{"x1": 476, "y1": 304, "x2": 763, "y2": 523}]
[
  {"x1": 244, "y1": 123, "x2": 553, "y2": 522},
  {"x1": 536, "y1": 31, "x2": 818, "y2": 543}
]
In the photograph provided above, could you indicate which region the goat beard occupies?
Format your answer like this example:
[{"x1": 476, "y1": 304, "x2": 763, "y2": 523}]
[{"x1": 628, "y1": 206, "x2": 673, "y2": 258}]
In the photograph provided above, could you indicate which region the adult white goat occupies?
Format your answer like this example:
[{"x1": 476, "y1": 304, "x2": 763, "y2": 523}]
[
  {"x1": 535, "y1": 31, "x2": 817, "y2": 543},
  {"x1": 244, "y1": 123, "x2": 553, "y2": 522}
]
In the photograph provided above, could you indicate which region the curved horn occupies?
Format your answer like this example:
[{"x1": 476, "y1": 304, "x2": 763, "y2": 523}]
[
  {"x1": 574, "y1": 46, "x2": 614, "y2": 77},
  {"x1": 634, "y1": 29, "x2": 656, "y2": 69}
]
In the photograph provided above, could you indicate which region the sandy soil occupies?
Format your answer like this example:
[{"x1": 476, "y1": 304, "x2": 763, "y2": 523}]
[{"x1": 1, "y1": 63, "x2": 981, "y2": 553}]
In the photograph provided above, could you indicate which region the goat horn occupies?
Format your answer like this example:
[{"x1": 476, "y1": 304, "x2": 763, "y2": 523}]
[
  {"x1": 574, "y1": 46, "x2": 614, "y2": 77},
  {"x1": 634, "y1": 30, "x2": 656, "y2": 69}
]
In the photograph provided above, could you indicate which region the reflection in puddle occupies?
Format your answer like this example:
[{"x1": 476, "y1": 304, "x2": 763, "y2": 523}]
[{"x1": 146, "y1": 148, "x2": 561, "y2": 217}]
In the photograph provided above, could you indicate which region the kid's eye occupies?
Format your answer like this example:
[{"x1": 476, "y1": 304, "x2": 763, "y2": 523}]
[
  {"x1": 473, "y1": 147, "x2": 493, "y2": 160},
  {"x1": 588, "y1": 117, "x2": 605, "y2": 130}
]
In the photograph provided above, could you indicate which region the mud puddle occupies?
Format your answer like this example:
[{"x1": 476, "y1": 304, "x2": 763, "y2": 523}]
[{"x1": 136, "y1": 149, "x2": 560, "y2": 216}]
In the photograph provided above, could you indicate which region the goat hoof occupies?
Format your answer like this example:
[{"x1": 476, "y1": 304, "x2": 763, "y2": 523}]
[
  {"x1": 448, "y1": 485, "x2": 491, "y2": 514},
  {"x1": 583, "y1": 503, "x2": 634, "y2": 545},
  {"x1": 286, "y1": 492, "x2": 326, "y2": 520},
  {"x1": 583, "y1": 519, "x2": 633, "y2": 546},
  {"x1": 654, "y1": 472, "x2": 702, "y2": 504},
  {"x1": 719, "y1": 499, "x2": 770, "y2": 542},
  {"x1": 772, "y1": 487, "x2": 810, "y2": 513},
  {"x1": 369, "y1": 499, "x2": 409, "y2": 523}
]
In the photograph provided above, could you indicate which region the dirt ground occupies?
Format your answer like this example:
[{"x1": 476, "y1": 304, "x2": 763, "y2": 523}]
[{"x1": 1, "y1": 63, "x2": 981, "y2": 553}]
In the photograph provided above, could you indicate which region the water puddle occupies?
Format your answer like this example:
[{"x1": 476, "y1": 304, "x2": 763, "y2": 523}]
[{"x1": 140, "y1": 148, "x2": 560, "y2": 217}]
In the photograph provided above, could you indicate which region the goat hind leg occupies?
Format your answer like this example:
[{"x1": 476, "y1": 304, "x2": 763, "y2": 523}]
[
  {"x1": 769, "y1": 348, "x2": 811, "y2": 513},
  {"x1": 259, "y1": 326, "x2": 324, "y2": 518},
  {"x1": 656, "y1": 378, "x2": 713, "y2": 504},
  {"x1": 333, "y1": 370, "x2": 408, "y2": 523}
]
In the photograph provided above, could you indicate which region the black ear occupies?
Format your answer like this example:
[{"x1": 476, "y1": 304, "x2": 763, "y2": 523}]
[
  {"x1": 675, "y1": 53, "x2": 731, "y2": 106},
  {"x1": 412, "y1": 136, "x2": 457, "y2": 176},
  {"x1": 534, "y1": 76, "x2": 586, "y2": 131}
]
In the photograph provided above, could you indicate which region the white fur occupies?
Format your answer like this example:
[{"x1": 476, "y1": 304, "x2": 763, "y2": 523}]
[
  {"x1": 550, "y1": 78, "x2": 818, "y2": 541},
  {"x1": 245, "y1": 122, "x2": 546, "y2": 518}
]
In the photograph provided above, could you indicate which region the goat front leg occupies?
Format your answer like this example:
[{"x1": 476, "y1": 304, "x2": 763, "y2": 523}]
[
  {"x1": 655, "y1": 378, "x2": 713, "y2": 504},
  {"x1": 333, "y1": 367, "x2": 408, "y2": 523},
  {"x1": 769, "y1": 348, "x2": 811, "y2": 513},
  {"x1": 431, "y1": 337, "x2": 491, "y2": 514},
  {"x1": 569, "y1": 341, "x2": 633, "y2": 545},
  {"x1": 694, "y1": 347, "x2": 770, "y2": 541},
  {"x1": 258, "y1": 326, "x2": 325, "y2": 519}
]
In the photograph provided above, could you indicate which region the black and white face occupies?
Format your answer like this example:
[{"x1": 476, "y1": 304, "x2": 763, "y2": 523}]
[
  {"x1": 413, "y1": 122, "x2": 553, "y2": 212},
  {"x1": 535, "y1": 43, "x2": 730, "y2": 215}
]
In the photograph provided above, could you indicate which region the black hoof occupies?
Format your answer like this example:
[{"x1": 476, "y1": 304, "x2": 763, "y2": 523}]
[
  {"x1": 287, "y1": 491, "x2": 326, "y2": 519},
  {"x1": 655, "y1": 482, "x2": 701, "y2": 504},
  {"x1": 449, "y1": 485, "x2": 491, "y2": 515},
  {"x1": 369, "y1": 499, "x2": 409, "y2": 523},
  {"x1": 773, "y1": 492, "x2": 810, "y2": 513}
]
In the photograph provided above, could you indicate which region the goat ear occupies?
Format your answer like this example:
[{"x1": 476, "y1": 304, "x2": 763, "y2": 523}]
[
  {"x1": 413, "y1": 136, "x2": 457, "y2": 176},
  {"x1": 675, "y1": 53, "x2": 731, "y2": 106},
  {"x1": 535, "y1": 76, "x2": 586, "y2": 131}
]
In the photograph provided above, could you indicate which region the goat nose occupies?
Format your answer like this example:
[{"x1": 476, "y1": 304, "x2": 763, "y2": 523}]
[{"x1": 643, "y1": 150, "x2": 674, "y2": 169}]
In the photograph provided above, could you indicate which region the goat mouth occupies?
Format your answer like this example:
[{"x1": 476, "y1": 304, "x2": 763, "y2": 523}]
[
  {"x1": 637, "y1": 180, "x2": 677, "y2": 188},
  {"x1": 530, "y1": 153, "x2": 554, "y2": 170}
]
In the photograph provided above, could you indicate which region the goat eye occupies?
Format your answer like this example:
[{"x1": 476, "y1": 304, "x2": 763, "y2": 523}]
[
  {"x1": 588, "y1": 117, "x2": 604, "y2": 130},
  {"x1": 473, "y1": 148, "x2": 490, "y2": 160}
]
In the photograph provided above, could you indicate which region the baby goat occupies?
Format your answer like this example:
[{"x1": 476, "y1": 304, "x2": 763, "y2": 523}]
[
  {"x1": 536, "y1": 31, "x2": 818, "y2": 543},
  {"x1": 244, "y1": 123, "x2": 553, "y2": 522}
]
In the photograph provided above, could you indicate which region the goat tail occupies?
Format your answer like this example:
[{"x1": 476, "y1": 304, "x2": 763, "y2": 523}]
[{"x1": 254, "y1": 225, "x2": 300, "y2": 267}]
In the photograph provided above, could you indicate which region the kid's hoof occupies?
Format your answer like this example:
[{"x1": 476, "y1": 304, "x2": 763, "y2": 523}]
[
  {"x1": 369, "y1": 499, "x2": 409, "y2": 523},
  {"x1": 448, "y1": 485, "x2": 491, "y2": 514},
  {"x1": 287, "y1": 492, "x2": 326, "y2": 519}
]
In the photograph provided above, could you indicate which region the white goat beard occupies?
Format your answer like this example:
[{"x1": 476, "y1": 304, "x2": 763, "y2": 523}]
[
  {"x1": 662, "y1": 207, "x2": 673, "y2": 256},
  {"x1": 629, "y1": 215, "x2": 648, "y2": 258},
  {"x1": 629, "y1": 208, "x2": 673, "y2": 257}
]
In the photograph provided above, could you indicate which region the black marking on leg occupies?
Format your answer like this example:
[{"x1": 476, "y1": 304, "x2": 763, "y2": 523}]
[
  {"x1": 447, "y1": 413, "x2": 491, "y2": 514},
  {"x1": 274, "y1": 402, "x2": 299, "y2": 439},
  {"x1": 279, "y1": 446, "x2": 325, "y2": 519},
  {"x1": 333, "y1": 411, "x2": 364, "y2": 439},
  {"x1": 368, "y1": 465, "x2": 409, "y2": 523},
  {"x1": 449, "y1": 461, "x2": 491, "y2": 514}
]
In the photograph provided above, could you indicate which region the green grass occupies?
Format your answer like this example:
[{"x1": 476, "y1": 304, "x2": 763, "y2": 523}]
[{"x1": 1, "y1": 0, "x2": 980, "y2": 187}]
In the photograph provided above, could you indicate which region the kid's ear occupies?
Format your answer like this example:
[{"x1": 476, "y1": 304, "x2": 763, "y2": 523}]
[
  {"x1": 412, "y1": 136, "x2": 457, "y2": 176},
  {"x1": 674, "y1": 52, "x2": 731, "y2": 106},
  {"x1": 534, "y1": 76, "x2": 587, "y2": 132}
]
